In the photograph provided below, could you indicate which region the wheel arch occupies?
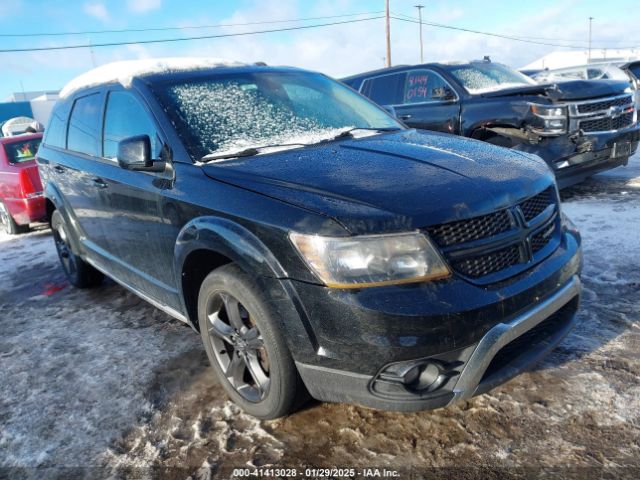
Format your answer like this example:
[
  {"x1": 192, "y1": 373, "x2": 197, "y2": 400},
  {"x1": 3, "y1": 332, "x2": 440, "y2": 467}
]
[
  {"x1": 43, "y1": 182, "x2": 83, "y2": 254},
  {"x1": 174, "y1": 217, "x2": 288, "y2": 330}
]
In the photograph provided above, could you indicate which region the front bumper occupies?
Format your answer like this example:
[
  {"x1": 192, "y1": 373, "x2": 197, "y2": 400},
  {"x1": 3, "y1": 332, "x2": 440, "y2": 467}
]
[
  {"x1": 516, "y1": 126, "x2": 640, "y2": 189},
  {"x1": 296, "y1": 276, "x2": 580, "y2": 411},
  {"x1": 287, "y1": 229, "x2": 582, "y2": 411}
]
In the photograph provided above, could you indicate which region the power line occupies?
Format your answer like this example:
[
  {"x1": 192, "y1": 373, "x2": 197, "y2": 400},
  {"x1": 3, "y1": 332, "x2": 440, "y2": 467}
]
[
  {"x1": 0, "y1": 16, "x2": 385, "y2": 53},
  {"x1": 391, "y1": 15, "x2": 639, "y2": 50},
  {"x1": 0, "y1": 11, "x2": 384, "y2": 38}
]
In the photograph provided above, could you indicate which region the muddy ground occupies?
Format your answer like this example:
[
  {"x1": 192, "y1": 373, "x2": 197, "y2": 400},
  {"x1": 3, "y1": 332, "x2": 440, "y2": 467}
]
[{"x1": 1, "y1": 158, "x2": 639, "y2": 479}]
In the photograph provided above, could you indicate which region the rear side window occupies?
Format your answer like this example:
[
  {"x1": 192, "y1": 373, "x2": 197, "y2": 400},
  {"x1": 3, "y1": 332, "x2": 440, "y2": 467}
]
[
  {"x1": 67, "y1": 93, "x2": 103, "y2": 157},
  {"x1": 360, "y1": 73, "x2": 406, "y2": 105},
  {"x1": 103, "y1": 91, "x2": 160, "y2": 159},
  {"x1": 44, "y1": 102, "x2": 71, "y2": 149},
  {"x1": 4, "y1": 138, "x2": 42, "y2": 164}
]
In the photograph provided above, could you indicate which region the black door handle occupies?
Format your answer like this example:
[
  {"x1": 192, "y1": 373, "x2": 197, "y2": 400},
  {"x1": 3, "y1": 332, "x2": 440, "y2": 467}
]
[
  {"x1": 399, "y1": 114, "x2": 413, "y2": 121},
  {"x1": 53, "y1": 165, "x2": 65, "y2": 173},
  {"x1": 92, "y1": 178, "x2": 108, "y2": 189}
]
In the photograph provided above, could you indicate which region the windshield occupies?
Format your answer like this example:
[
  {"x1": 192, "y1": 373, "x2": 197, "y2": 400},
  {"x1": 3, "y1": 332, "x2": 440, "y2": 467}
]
[
  {"x1": 447, "y1": 63, "x2": 536, "y2": 94},
  {"x1": 152, "y1": 71, "x2": 402, "y2": 160},
  {"x1": 4, "y1": 137, "x2": 41, "y2": 164}
]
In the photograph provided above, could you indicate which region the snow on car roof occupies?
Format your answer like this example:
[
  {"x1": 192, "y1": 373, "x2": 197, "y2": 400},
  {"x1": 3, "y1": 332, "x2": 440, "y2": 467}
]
[{"x1": 59, "y1": 57, "x2": 245, "y2": 98}]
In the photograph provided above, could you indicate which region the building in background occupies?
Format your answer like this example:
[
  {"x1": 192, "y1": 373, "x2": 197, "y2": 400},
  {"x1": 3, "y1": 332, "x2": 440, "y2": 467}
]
[
  {"x1": 1, "y1": 90, "x2": 60, "y2": 129},
  {"x1": 522, "y1": 49, "x2": 640, "y2": 70}
]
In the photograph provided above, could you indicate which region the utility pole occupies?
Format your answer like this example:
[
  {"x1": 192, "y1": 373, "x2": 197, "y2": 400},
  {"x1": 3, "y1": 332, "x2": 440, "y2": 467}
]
[
  {"x1": 415, "y1": 5, "x2": 424, "y2": 63},
  {"x1": 588, "y1": 17, "x2": 593, "y2": 63},
  {"x1": 385, "y1": 0, "x2": 391, "y2": 67}
]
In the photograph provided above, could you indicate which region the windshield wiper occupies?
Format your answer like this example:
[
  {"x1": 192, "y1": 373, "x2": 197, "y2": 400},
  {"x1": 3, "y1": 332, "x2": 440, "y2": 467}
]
[
  {"x1": 200, "y1": 128, "x2": 402, "y2": 163},
  {"x1": 318, "y1": 126, "x2": 402, "y2": 143},
  {"x1": 200, "y1": 143, "x2": 307, "y2": 163}
]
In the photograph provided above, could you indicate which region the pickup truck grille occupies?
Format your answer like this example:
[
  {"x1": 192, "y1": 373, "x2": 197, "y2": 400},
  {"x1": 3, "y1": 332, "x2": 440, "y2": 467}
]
[
  {"x1": 426, "y1": 187, "x2": 560, "y2": 282},
  {"x1": 577, "y1": 95, "x2": 633, "y2": 114},
  {"x1": 570, "y1": 94, "x2": 635, "y2": 133},
  {"x1": 579, "y1": 111, "x2": 635, "y2": 133}
]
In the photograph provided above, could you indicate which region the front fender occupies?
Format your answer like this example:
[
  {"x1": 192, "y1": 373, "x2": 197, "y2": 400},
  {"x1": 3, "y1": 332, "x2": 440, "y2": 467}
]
[
  {"x1": 173, "y1": 216, "x2": 287, "y2": 282},
  {"x1": 173, "y1": 216, "x2": 320, "y2": 358}
]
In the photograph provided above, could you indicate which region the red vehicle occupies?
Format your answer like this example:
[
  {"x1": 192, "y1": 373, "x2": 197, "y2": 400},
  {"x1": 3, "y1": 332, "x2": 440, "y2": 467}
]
[{"x1": 0, "y1": 133, "x2": 45, "y2": 234}]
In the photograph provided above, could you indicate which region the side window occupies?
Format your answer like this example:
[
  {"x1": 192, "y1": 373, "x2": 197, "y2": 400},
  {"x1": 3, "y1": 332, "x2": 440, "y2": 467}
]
[
  {"x1": 587, "y1": 68, "x2": 604, "y2": 79},
  {"x1": 103, "y1": 91, "x2": 160, "y2": 159},
  {"x1": 361, "y1": 73, "x2": 406, "y2": 105},
  {"x1": 43, "y1": 102, "x2": 71, "y2": 148},
  {"x1": 402, "y1": 70, "x2": 453, "y2": 104},
  {"x1": 67, "y1": 93, "x2": 103, "y2": 157}
]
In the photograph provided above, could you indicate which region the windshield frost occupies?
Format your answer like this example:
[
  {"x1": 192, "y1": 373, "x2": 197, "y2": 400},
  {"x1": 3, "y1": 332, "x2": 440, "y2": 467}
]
[
  {"x1": 448, "y1": 63, "x2": 535, "y2": 94},
  {"x1": 153, "y1": 71, "x2": 401, "y2": 159}
]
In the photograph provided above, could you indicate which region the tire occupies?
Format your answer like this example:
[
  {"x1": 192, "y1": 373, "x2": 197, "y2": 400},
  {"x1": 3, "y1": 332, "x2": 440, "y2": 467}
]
[
  {"x1": 0, "y1": 201, "x2": 28, "y2": 235},
  {"x1": 198, "y1": 263, "x2": 306, "y2": 419},
  {"x1": 51, "y1": 210, "x2": 104, "y2": 288}
]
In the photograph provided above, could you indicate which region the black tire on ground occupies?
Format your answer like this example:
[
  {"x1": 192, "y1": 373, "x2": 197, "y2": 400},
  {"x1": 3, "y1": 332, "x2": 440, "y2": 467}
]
[
  {"x1": 0, "y1": 200, "x2": 29, "y2": 235},
  {"x1": 51, "y1": 210, "x2": 104, "y2": 288},
  {"x1": 198, "y1": 263, "x2": 307, "y2": 419}
]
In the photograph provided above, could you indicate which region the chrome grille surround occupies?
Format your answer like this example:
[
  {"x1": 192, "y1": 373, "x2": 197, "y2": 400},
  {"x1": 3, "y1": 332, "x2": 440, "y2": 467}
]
[{"x1": 568, "y1": 93, "x2": 636, "y2": 134}]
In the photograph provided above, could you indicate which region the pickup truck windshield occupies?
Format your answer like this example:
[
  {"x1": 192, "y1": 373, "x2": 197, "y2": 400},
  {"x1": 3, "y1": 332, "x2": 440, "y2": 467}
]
[
  {"x1": 447, "y1": 63, "x2": 536, "y2": 94},
  {"x1": 152, "y1": 71, "x2": 402, "y2": 160}
]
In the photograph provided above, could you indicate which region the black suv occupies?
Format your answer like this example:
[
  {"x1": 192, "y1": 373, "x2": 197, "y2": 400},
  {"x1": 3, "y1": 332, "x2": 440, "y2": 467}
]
[
  {"x1": 38, "y1": 60, "x2": 582, "y2": 419},
  {"x1": 342, "y1": 60, "x2": 640, "y2": 188}
]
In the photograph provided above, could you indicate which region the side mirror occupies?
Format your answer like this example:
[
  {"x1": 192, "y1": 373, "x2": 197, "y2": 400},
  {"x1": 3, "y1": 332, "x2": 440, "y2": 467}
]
[
  {"x1": 433, "y1": 86, "x2": 456, "y2": 101},
  {"x1": 382, "y1": 105, "x2": 397, "y2": 117},
  {"x1": 117, "y1": 135, "x2": 165, "y2": 172}
]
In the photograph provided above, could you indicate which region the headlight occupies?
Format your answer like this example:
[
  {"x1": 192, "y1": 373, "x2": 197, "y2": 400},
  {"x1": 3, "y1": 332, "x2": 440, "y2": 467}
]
[
  {"x1": 289, "y1": 231, "x2": 450, "y2": 288},
  {"x1": 530, "y1": 103, "x2": 568, "y2": 135}
]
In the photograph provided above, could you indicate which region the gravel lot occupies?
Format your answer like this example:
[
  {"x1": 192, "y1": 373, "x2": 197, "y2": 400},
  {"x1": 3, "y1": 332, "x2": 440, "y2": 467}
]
[{"x1": 1, "y1": 156, "x2": 639, "y2": 479}]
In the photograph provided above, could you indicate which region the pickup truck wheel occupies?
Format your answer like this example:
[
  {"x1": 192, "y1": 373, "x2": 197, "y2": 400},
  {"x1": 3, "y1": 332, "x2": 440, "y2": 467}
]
[
  {"x1": 51, "y1": 210, "x2": 104, "y2": 288},
  {"x1": 198, "y1": 264, "x2": 305, "y2": 419},
  {"x1": 0, "y1": 201, "x2": 28, "y2": 235}
]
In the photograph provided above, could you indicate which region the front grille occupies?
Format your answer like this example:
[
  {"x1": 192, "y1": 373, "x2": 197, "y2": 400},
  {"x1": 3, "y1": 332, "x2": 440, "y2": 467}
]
[
  {"x1": 520, "y1": 188, "x2": 552, "y2": 222},
  {"x1": 426, "y1": 187, "x2": 559, "y2": 282},
  {"x1": 579, "y1": 111, "x2": 634, "y2": 133},
  {"x1": 427, "y1": 210, "x2": 512, "y2": 247},
  {"x1": 481, "y1": 299, "x2": 578, "y2": 381},
  {"x1": 577, "y1": 95, "x2": 633, "y2": 114},
  {"x1": 531, "y1": 224, "x2": 556, "y2": 253},
  {"x1": 452, "y1": 245, "x2": 521, "y2": 278}
]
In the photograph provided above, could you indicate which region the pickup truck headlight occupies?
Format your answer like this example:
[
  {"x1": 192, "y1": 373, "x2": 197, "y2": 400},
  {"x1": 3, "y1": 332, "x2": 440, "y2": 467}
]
[
  {"x1": 530, "y1": 104, "x2": 568, "y2": 135},
  {"x1": 289, "y1": 231, "x2": 450, "y2": 288}
]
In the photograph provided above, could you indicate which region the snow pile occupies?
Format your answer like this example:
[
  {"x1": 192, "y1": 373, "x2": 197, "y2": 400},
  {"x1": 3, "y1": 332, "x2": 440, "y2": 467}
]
[{"x1": 59, "y1": 57, "x2": 245, "y2": 98}]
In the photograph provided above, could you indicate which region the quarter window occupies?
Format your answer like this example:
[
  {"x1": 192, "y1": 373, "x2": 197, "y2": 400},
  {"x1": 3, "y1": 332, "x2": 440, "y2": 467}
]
[
  {"x1": 43, "y1": 102, "x2": 71, "y2": 149},
  {"x1": 67, "y1": 93, "x2": 102, "y2": 157},
  {"x1": 103, "y1": 91, "x2": 159, "y2": 159}
]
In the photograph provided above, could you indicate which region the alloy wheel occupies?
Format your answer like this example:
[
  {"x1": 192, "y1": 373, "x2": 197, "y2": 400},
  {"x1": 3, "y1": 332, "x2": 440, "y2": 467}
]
[{"x1": 206, "y1": 292, "x2": 271, "y2": 402}]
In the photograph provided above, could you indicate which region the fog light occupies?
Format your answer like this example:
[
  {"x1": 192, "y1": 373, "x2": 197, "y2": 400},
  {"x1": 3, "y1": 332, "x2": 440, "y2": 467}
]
[{"x1": 371, "y1": 358, "x2": 463, "y2": 398}]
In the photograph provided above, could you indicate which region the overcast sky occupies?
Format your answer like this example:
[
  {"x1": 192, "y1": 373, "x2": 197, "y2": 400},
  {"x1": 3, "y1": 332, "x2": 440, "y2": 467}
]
[{"x1": 0, "y1": 0, "x2": 638, "y2": 98}]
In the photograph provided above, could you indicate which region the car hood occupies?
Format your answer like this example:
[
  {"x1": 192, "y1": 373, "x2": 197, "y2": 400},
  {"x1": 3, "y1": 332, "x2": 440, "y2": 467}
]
[
  {"x1": 201, "y1": 130, "x2": 555, "y2": 234},
  {"x1": 481, "y1": 79, "x2": 630, "y2": 101}
]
